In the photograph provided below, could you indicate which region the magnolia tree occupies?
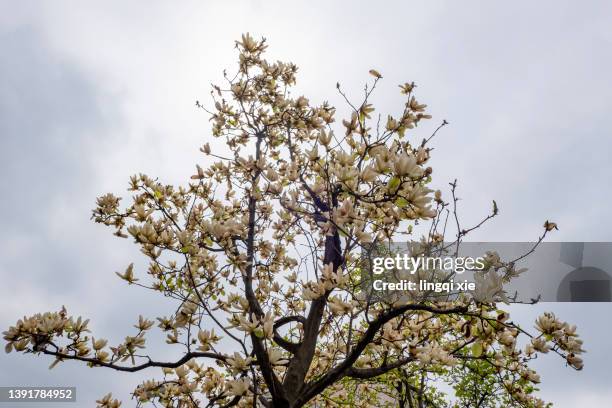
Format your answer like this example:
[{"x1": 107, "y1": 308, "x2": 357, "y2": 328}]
[{"x1": 4, "y1": 34, "x2": 584, "y2": 408}]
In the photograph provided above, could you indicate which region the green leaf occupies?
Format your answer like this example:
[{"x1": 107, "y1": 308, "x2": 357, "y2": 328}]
[
  {"x1": 395, "y1": 197, "x2": 409, "y2": 208},
  {"x1": 388, "y1": 177, "x2": 401, "y2": 192},
  {"x1": 471, "y1": 342, "x2": 483, "y2": 358}
]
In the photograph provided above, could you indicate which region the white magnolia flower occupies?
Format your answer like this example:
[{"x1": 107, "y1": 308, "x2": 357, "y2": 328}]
[
  {"x1": 226, "y1": 378, "x2": 250, "y2": 396},
  {"x1": 268, "y1": 348, "x2": 289, "y2": 365},
  {"x1": 471, "y1": 268, "x2": 507, "y2": 303},
  {"x1": 226, "y1": 352, "x2": 253, "y2": 374}
]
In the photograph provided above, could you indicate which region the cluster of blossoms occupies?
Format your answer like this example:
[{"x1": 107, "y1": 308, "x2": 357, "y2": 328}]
[
  {"x1": 4, "y1": 34, "x2": 582, "y2": 408},
  {"x1": 532, "y1": 312, "x2": 584, "y2": 369},
  {"x1": 4, "y1": 308, "x2": 154, "y2": 369}
]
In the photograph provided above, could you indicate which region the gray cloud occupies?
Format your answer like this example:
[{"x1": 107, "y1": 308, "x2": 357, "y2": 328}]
[
  {"x1": 1, "y1": 29, "x2": 92, "y2": 291},
  {"x1": 0, "y1": 24, "x2": 154, "y2": 406}
]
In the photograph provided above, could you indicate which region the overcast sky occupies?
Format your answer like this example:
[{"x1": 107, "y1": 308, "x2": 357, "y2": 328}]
[{"x1": 1, "y1": 1, "x2": 612, "y2": 406}]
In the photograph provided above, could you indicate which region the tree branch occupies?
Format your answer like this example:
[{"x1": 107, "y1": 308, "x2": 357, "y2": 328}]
[
  {"x1": 295, "y1": 303, "x2": 467, "y2": 406},
  {"x1": 40, "y1": 349, "x2": 226, "y2": 372}
]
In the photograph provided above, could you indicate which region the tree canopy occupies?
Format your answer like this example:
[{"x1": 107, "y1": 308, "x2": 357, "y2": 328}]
[{"x1": 4, "y1": 34, "x2": 583, "y2": 408}]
